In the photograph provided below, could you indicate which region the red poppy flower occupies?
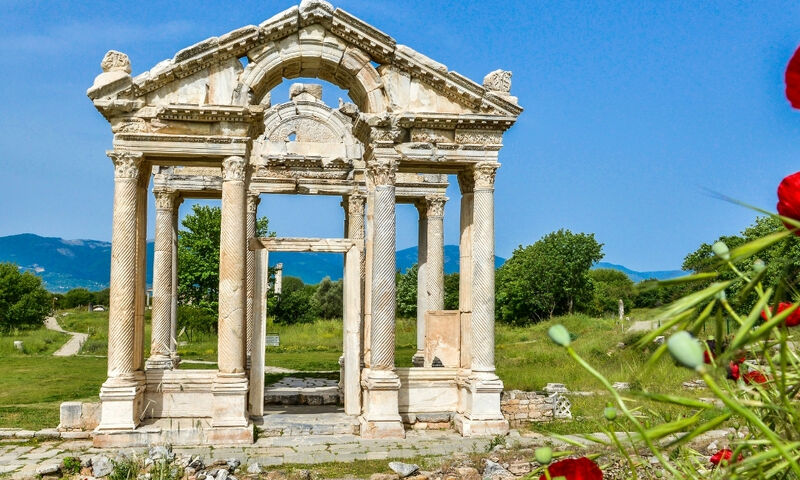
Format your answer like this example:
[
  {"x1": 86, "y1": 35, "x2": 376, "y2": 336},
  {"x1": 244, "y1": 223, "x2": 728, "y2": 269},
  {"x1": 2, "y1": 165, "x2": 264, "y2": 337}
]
[
  {"x1": 786, "y1": 46, "x2": 800, "y2": 109},
  {"x1": 760, "y1": 302, "x2": 800, "y2": 327},
  {"x1": 743, "y1": 370, "x2": 768, "y2": 385},
  {"x1": 539, "y1": 457, "x2": 603, "y2": 480},
  {"x1": 703, "y1": 350, "x2": 714, "y2": 364},
  {"x1": 727, "y1": 362, "x2": 740, "y2": 381},
  {"x1": 778, "y1": 173, "x2": 800, "y2": 236},
  {"x1": 710, "y1": 448, "x2": 742, "y2": 466}
]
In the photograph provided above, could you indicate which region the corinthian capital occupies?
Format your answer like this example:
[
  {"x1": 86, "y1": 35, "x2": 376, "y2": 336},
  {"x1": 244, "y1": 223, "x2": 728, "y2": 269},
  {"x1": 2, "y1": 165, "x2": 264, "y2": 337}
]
[
  {"x1": 154, "y1": 189, "x2": 178, "y2": 210},
  {"x1": 107, "y1": 150, "x2": 143, "y2": 179},
  {"x1": 473, "y1": 162, "x2": 500, "y2": 190},
  {"x1": 247, "y1": 193, "x2": 260, "y2": 214},
  {"x1": 425, "y1": 195, "x2": 448, "y2": 217},
  {"x1": 222, "y1": 156, "x2": 246, "y2": 182},
  {"x1": 347, "y1": 194, "x2": 366, "y2": 216},
  {"x1": 367, "y1": 158, "x2": 397, "y2": 186}
]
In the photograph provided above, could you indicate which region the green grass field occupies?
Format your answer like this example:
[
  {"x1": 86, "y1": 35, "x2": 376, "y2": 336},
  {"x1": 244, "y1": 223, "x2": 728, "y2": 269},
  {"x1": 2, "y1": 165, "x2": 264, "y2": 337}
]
[{"x1": 0, "y1": 309, "x2": 704, "y2": 432}]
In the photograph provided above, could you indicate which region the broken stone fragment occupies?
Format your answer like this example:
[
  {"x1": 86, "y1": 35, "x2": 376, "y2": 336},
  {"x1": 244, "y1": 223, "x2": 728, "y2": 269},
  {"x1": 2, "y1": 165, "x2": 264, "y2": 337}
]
[
  {"x1": 388, "y1": 462, "x2": 419, "y2": 478},
  {"x1": 482, "y1": 69, "x2": 512, "y2": 93}
]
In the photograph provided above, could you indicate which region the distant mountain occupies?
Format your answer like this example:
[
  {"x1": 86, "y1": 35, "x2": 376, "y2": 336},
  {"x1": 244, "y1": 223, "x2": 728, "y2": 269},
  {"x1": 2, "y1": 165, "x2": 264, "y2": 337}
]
[
  {"x1": 0, "y1": 233, "x2": 153, "y2": 293},
  {"x1": 1, "y1": 233, "x2": 679, "y2": 291},
  {"x1": 593, "y1": 261, "x2": 685, "y2": 283}
]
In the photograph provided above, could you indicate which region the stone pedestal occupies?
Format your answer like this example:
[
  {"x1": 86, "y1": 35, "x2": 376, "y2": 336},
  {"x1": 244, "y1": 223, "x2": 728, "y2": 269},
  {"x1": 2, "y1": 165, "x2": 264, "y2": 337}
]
[
  {"x1": 211, "y1": 373, "x2": 250, "y2": 428},
  {"x1": 454, "y1": 372, "x2": 508, "y2": 436},
  {"x1": 97, "y1": 373, "x2": 146, "y2": 431},
  {"x1": 359, "y1": 369, "x2": 405, "y2": 438}
]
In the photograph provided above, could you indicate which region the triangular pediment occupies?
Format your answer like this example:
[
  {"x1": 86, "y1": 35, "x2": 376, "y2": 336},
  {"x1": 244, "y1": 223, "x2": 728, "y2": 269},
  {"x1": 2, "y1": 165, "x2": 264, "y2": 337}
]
[{"x1": 89, "y1": 0, "x2": 521, "y2": 120}]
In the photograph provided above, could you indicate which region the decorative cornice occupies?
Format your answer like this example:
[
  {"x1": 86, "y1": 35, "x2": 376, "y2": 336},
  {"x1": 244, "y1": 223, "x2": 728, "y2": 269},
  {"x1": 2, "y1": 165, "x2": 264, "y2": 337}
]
[
  {"x1": 222, "y1": 156, "x2": 246, "y2": 182},
  {"x1": 107, "y1": 150, "x2": 143, "y2": 179},
  {"x1": 367, "y1": 158, "x2": 397, "y2": 186},
  {"x1": 425, "y1": 195, "x2": 447, "y2": 217},
  {"x1": 473, "y1": 162, "x2": 500, "y2": 190},
  {"x1": 157, "y1": 105, "x2": 264, "y2": 123}
]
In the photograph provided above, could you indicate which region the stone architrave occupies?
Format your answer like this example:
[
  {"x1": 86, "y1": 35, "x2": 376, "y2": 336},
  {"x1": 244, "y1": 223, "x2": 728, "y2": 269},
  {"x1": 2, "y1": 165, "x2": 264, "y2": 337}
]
[
  {"x1": 146, "y1": 189, "x2": 178, "y2": 370},
  {"x1": 97, "y1": 151, "x2": 146, "y2": 431},
  {"x1": 212, "y1": 156, "x2": 249, "y2": 429},
  {"x1": 360, "y1": 155, "x2": 404, "y2": 439}
]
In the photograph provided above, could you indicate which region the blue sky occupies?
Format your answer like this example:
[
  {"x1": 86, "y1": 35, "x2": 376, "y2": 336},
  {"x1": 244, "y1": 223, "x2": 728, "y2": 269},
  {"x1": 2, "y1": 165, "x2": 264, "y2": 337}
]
[{"x1": 1, "y1": 1, "x2": 799, "y2": 271}]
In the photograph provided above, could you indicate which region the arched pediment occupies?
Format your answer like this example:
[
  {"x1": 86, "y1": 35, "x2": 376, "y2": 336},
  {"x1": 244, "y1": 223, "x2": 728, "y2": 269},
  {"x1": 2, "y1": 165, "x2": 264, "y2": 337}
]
[{"x1": 88, "y1": 0, "x2": 522, "y2": 120}]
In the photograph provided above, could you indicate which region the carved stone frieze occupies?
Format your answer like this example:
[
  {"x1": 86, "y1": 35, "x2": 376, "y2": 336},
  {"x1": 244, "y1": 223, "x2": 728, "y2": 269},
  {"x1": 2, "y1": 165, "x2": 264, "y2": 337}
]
[
  {"x1": 455, "y1": 129, "x2": 503, "y2": 145},
  {"x1": 222, "y1": 156, "x2": 246, "y2": 181},
  {"x1": 267, "y1": 118, "x2": 339, "y2": 143},
  {"x1": 411, "y1": 128, "x2": 453, "y2": 144},
  {"x1": 473, "y1": 162, "x2": 499, "y2": 190},
  {"x1": 108, "y1": 151, "x2": 143, "y2": 179}
]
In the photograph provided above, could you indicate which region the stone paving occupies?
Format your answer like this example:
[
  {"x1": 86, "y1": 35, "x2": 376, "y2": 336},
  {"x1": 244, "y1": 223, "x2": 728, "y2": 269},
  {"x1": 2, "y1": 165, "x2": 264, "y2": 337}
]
[
  {"x1": 264, "y1": 377, "x2": 340, "y2": 406},
  {"x1": 0, "y1": 430, "x2": 548, "y2": 479}
]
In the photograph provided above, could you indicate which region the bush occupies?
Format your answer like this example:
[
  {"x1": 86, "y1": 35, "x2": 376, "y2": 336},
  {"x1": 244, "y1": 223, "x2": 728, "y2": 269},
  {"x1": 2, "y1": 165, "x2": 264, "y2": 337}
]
[
  {"x1": 177, "y1": 305, "x2": 217, "y2": 341},
  {"x1": 0, "y1": 262, "x2": 51, "y2": 331},
  {"x1": 270, "y1": 276, "x2": 317, "y2": 324},
  {"x1": 313, "y1": 277, "x2": 343, "y2": 319},
  {"x1": 588, "y1": 268, "x2": 635, "y2": 316}
]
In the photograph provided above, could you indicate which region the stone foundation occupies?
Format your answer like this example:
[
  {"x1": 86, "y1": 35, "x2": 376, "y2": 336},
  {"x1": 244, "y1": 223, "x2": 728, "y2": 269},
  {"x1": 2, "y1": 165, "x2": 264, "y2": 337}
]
[
  {"x1": 58, "y1": 402, "x2": 101, "y2": 432},
  {"x1": 500, "y1": 390, "x2": 571, "y2": 427}
]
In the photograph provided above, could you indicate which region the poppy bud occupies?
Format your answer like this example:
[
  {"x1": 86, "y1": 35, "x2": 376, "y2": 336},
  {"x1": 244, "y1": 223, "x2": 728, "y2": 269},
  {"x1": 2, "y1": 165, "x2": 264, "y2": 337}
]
[
  {"x1": 667, "y1": 331, "x2": 705, "y2": 370},
  {"x1": 535, "y1": 447, "x2": 552, "y2": 465},
  {"x1": 604, "y1": 406, "x2": 617, "y2": 421},
  {"x1": 548, "y1": 324, "x2": 570, "y2": 347},
  {"x1": 753, "y1": 259, "x2": 766, "y2": 273},
  {"x1": 712, "y1": 241, "x2": 731, "y2": 260},
  {"x1": 716, "y1": 289, "x2": 727, "y2": 301}
]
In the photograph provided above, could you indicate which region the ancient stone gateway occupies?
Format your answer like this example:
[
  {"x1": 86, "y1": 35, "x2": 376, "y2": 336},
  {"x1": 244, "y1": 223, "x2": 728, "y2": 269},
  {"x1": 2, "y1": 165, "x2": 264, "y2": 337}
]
[{"x1": 87, "y1": 0, "x2": 521, "y2": 446}]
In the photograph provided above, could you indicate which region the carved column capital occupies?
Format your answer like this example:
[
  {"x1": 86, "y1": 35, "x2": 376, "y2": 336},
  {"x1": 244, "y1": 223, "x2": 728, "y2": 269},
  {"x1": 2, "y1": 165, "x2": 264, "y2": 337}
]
[
  {"x1": 367, "y1": 158, "x2": 398, "y2": 186},
  {"x1": 154, "y1": 189, "x2": 178, "y2": 211},
  {"x1": 347, "y1": 193, "x2": 366, "y2": 217},
  {"x1": 473, "y1": 162, "x2": 500, "y2": 190},
  {"x1": 222, "y1": 156, "x2": 246, "y2": 182},
  {"x1": 458, "y1": 171, "x2": 475, "y2": 194},
  {"x1": 246, "y1": 193, "x2": 260, "y2": 214},
  {"x1": 108, "y1": 151, "x2": 143, "y2": 179},
  {"x1": 425, "y1": 195, "x2": 447, "y2": 218}
]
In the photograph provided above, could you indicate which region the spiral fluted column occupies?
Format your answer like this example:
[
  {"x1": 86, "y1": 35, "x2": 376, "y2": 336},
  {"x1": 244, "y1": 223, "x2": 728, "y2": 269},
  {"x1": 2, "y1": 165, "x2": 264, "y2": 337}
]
[
  {"x1": 425, "y1": 195, "x2": 446, "y2": 312},
  {"x1": 212, "y1": 155, "x2": 249, "y2": 428},
  {"x1": 98, "y1": 151, "x2": 146, "y2": 431},
  {"x1": 471, "y1": 163, "x2": 498, "y2": 374},
  {"x1": 170, "y1": 199, "x2": 182, "y2": 364},
  {"x1": 146, "y1": 189, "x2": 178, "y2": 370}
]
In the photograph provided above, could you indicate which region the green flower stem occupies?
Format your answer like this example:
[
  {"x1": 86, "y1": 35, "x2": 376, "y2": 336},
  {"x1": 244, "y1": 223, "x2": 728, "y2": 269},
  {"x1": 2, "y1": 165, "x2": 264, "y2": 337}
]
[
  {"x1": 564, "y1": 345, "x2": 681, "y2": 477},
  {"x1": 722, "y1": 299, "x2": 744, "y2": 326},
  {"x1": 606, "y1": 426, "x2": 638, "y2": 480},
  {"x1": 700, "y1": 370, "x2": 800, "y2": 476}
]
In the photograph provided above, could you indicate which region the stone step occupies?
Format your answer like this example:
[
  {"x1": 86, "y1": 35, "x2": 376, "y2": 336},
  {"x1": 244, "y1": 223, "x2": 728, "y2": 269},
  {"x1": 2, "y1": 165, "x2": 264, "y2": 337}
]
[
  {"x1": 257, "y1": 406, "x2": 358, "y2": 436},
  {"x1": 264, "y1": 377, "x2": 341, "y2": 406}
]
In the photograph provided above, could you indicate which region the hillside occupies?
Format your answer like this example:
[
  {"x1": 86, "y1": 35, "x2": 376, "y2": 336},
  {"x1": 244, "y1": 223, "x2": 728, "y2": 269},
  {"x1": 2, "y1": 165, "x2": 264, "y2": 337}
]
[{"x1": 0, "y1": 233, "x2": 680, "y2": 290}]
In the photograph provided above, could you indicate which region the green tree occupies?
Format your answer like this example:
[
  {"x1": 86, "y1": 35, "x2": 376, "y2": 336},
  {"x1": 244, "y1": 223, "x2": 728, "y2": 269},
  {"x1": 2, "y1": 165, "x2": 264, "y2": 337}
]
[
  {"x1": 0, "y1": 262, "x2": 51, "y2": 331},
  {"x1": 495, "y1": 229, "x2": 604, "y2": 324},
  {"x1": 395, "y1": 264, "x2": 418, "y2": 318},
  {"x1": 681, "y1": 215, "x2": 800, "y2": 309},
  {"x1": 270, "y1": 276, "x2": 317, "y2": 324},
  {"x1": 444, "y1": 272, "x2": 460, "y2": 310},
  {"x1": 178, "y1": 204, "x2": 273, "y2": 313},
  {"x1": 60, "y1": 288, "x2": 94, "y2": 309},
  {"x1": 312, "y1": 276, "x2": 343, "y2": 319},
  {"x1": 588, "y1": 268, "x2": 635, "y2": 316}
]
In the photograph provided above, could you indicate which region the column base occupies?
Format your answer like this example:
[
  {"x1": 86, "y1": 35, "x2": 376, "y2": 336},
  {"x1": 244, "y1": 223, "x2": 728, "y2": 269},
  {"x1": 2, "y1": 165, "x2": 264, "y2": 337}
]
[
  {"x1": 359, "y1": 369, "x2": 405, "y2": 439},
  {"x1": 411, "y1": 351, "x2": 425, "y2": 367},
  {"x1": 145, "y1": 354, "x2": 174, "y2": 370},
  {"x1": 96, "y1": 373, "x2": 146, "y2": 431},
  {"x1": 170, "y1": 354, "x2": 181, "y2": 368},
  {"x1": 455, "y1": 371, "x2": 508, "y2": 437},
  {"x1": 212, "y1": 373, "x2": 249, "y2": 428}
]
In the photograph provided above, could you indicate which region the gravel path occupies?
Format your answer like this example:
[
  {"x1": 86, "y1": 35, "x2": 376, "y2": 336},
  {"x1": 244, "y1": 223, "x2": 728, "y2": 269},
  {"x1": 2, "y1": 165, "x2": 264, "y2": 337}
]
[{"x1": 44, "y1": 316, "x2": 88, "y2": 356}]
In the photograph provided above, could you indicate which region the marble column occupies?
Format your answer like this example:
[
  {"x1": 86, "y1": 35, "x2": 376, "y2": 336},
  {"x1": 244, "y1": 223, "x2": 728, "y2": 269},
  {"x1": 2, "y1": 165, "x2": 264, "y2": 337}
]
[
  {"x1": 345, "y1": 194, "x2": 365, "y2": 415},
  {"x1": 212, "y1": 156, "x2": 249, "y2": 428},
  {"x1": 455, "y1": 162, "x2": 508, "y2": 437},
  {"x1": 363, "y1": 185, "x2": 375, "y2": 368},
  {"x1": 134, "y1": 171, "x2": 149, "y2": 373},
  {"x1": 458, "y1": 174, "x2": 474, "y2": 370},
  {"x1": 98, "y1": 151, "x2": 146, "y2": 431},
  {"x1": 146, "y1": 189, "x2": 178, "y2": 370},
  {"x1": 274, "y1": 264, "x2": 283, "y2": 295},
  {"x1": 425, "y1": 195, "x2": 446, "y2": 310},
  {"x1": 360, "y1": 155, "x2": 404, "y2": 438},
  {"x1": 169, "y1": 198, "x2": 182, "y2": 365},
  {"x1": 412, "y1": 201, "x2": 427, "y2": 367},
  {"x1": 245, "y1": 193, "x2": 260, "y2": 370}
]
